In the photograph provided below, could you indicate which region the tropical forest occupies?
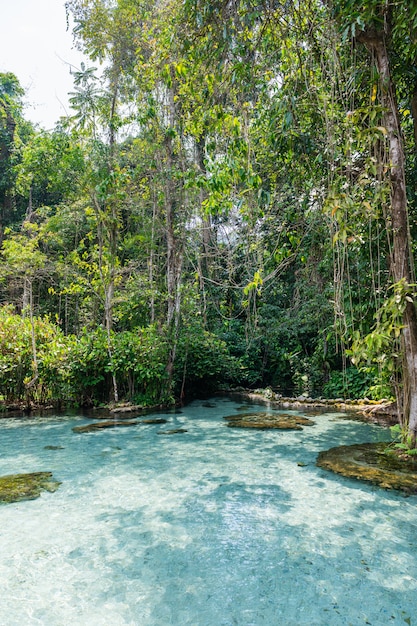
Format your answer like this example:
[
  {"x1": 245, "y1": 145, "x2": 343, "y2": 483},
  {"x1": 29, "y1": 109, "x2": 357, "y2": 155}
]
[
  {"x1": 1, "y1": 0, "x2": 417, "y2": 451},
  {"x1": 3, "y1": 3, "x2": 417, "y2": 624}
]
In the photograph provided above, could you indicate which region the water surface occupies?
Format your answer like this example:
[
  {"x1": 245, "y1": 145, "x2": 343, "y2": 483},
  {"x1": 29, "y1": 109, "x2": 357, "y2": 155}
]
[{"x1": 0, "y1": 398, "x2": 415, "y2": 625}]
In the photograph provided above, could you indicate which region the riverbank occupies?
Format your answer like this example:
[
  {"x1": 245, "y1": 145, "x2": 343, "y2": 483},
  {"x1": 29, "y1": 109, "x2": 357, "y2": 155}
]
[
  {"x1": 0, "y1": 388, "x2": 398, "y2": 426},
  {"x1": 222, "y1": 388, "x2": 398, "y2": 427}
]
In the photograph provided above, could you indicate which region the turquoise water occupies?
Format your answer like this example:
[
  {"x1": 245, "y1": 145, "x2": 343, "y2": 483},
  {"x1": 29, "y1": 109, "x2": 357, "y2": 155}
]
[{"x1": 0, "y1": 397, "x2": 415, "y2": 626}]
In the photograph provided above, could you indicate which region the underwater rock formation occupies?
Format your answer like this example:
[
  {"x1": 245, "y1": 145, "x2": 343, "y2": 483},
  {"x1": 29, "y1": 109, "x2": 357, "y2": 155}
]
[
  {"x1": 317, "y1": 443, "x2": 417, "y2": 493},
  {"x1": 224, "y1": 412, "x2": 315, "y2": 430},
  {"x1": 0, "y1": 472, "x2": 61, "y2": 504},
  {"x1": 157, "y1": 428, "x2": 188, "y2": 435},
  {"x1": 72, "y1": 420, "x2": 139, "y2": 433},
  {"x1": 72, "y1": 418, "x2": 168, "y2": 433}
]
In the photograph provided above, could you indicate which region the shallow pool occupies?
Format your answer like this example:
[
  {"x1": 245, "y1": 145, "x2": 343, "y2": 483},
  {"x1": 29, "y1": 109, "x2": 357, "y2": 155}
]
[{"x1": 0, "y1": 398, "x2": 415, "y2": 625}]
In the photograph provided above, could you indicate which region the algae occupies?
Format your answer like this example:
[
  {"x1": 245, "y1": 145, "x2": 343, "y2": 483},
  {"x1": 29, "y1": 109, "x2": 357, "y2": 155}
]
[
  {"x1": 224, "y1": 412, "x2": 315, "y2": 430},
  {"x1": 0, "y1": 472, "x2": 61, "y2": 504},
  {"x1": 317, "y1": 442, "x2": 417, "y2": 493}
]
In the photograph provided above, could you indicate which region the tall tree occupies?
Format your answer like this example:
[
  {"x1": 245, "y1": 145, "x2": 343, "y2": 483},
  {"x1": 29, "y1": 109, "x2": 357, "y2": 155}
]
[{"x1": 329, "y1": 0, "x2": 417, "y2": 446}]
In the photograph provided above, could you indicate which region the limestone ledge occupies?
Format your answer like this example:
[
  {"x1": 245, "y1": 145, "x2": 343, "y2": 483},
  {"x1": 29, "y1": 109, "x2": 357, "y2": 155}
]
[{"x1": 225, "y1": 389, "x2": 397, "y2": 426}]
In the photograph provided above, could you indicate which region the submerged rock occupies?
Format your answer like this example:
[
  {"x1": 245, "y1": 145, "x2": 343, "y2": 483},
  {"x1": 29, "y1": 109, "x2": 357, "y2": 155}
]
[
  {"x1": 157, "y1": 428, "x2": 188, "y2": 435},
  {"x1": 317, "y1": 443, "x2": 417, "y2": 493},
  {"x1": 224, "y1": 412, "x2": 315, "y2": 430},
  {"x1": 72, "y1": 420, "x2": 138, "y2": 433},
  {"x1": 72, "y1": 418, "x2": 168, "y2": 433},
  {"x1": 0, "y1": 472, "x2": 61, "y2": 504},
  {"x1": 140, "y1": 418, "x2": 168, "y2": 424}
]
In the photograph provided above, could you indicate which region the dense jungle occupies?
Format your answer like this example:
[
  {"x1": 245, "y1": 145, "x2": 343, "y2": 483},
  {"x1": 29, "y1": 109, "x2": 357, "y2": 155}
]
[{"x1": 1, "y1": 0, "x2": 417, "y2": 449}]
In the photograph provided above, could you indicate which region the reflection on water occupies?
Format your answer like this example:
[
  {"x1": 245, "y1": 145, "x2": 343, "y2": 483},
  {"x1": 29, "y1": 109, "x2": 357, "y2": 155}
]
[{"x1": 0, "y1": 398, "x2": 415, "y2": 625}]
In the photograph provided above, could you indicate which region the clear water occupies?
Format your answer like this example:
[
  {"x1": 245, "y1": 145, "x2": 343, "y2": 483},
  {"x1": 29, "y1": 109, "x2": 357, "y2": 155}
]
[{"x1": 0, "y1": 397, "x2": 416, "y2": 626}]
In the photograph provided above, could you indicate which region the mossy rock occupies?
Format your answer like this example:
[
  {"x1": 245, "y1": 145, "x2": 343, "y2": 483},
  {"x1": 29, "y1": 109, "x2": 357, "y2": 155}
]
[
  {"x1": 317, "y1": 442, "x2": 417, "y2": 493},
  {"x1": 225, "y1": 412, "x2": 315, "y2": 430},
  {"x1": 0, "y1": 472, "x2": 61, "y2": 504}
]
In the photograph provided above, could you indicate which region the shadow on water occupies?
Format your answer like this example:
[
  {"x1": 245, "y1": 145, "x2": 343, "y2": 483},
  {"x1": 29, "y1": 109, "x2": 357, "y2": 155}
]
[{"x1": 89, "y1": 472, "x2": 415, "y2": 626}]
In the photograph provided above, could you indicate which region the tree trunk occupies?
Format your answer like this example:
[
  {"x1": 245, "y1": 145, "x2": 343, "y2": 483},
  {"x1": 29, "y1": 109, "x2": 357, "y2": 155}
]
[
  {"x1": 104, "y1": 280, "x2": 119, "y2": 404},
  {"x1": 164, "y1": 172, "x2": 183, "y2": 391},
  {"x1": 411, "y1": 83, "x2": 417, "y2": 153},
  {"x1": 357, "y1": 28, "x2": 417, "y2": 446},
  {"x1": 163, "y1": 86, "x2": 183, "y2": 394},
  {"x1": 24, "y1": 277, "x2": 39, "y2": 408},
  {"x1": 195, "y1": 136, "x2": 213, "y2": 327},
  {"x1": 94, "y1": 196, "x2": 119, "y2": 405},
  {"x1": 148, "y1": 193, "x2": 158, "y2": 324}
]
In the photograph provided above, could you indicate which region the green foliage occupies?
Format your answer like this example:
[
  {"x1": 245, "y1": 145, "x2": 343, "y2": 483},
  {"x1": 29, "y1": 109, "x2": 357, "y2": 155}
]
[
  {"x1": 16, "y1": 129, "x2": 85, "y2": 207},
  {"x1": 2, "y1": 0, "x2": 416, "y2": 416},
  {"x1": 67, "y1": 326, "x2": 110, "y2": 404},
  {"x1": 1, "y1": 224, "x2": 47, "y2": 277},
  {"x1": 387, "y1": 424, "x2": 417, "y2": 457},
  {"x1": 175, "y1": 324, "x2": 239, "y2": 395},
  {"x1": 0, "y1": 72, "x2": 30, "y2": 231},
  {"x1": 322, "y1": 366, "x2": 385, "y2": 400},
  {"x1": 0, "y1": 305, "x2": 73, "y2": 404},
  {"x1": 68, "y1": 326, "x2": 170, "y2": 406},
  {"x1": 347, "y1": 280, "x2": 414, "y2": 400},
  {"x1": 112, "y1": 328, "x2": 170, "y2": 404}
]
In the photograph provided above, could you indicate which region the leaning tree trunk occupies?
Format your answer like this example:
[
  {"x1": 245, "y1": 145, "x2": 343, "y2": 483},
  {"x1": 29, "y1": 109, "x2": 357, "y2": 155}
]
[{"x1": 357, "y1": 27, "x2": 417, "y2": 446}]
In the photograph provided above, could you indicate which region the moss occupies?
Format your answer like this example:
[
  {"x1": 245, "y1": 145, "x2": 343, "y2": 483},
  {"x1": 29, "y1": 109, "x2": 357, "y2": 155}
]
[
  {"x1": 0, "y1": 472, "x2": 61, "y2": 504},
  {"x1": 224, "y1": 412, "x2": 315, "y2": 430},
  {"x1": 317, "y1": 443, "x2": 417, "y2": 493}
]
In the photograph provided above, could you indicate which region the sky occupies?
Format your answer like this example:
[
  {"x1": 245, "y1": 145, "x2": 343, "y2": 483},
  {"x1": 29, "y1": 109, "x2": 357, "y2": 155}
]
[{"x1": 0, "y1": 0, "x2": 86, "y2": 129}]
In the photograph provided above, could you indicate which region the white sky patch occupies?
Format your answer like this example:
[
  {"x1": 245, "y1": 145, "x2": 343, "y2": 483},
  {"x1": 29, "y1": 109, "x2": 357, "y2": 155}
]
[{"x1": 0, "y1": 0, "x2": 86, "y2": 129}]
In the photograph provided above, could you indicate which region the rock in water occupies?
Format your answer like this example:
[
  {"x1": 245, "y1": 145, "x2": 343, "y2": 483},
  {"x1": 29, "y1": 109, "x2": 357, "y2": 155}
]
[
  {"x1": 0, "y1": 472, "x2": 61, "y2": 504},
  {"x1": 224, "y1": 412, "x2": 315, "y2": 430},
  {"x1": 317, "y1": 442, "x2": 417, "y2": 493},
  {"x1": 72, "y1": 420, "x2": 138, "y2": 433}
]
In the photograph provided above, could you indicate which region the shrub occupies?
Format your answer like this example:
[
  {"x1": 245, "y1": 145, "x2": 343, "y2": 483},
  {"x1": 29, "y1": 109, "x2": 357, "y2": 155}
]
[{"x1": 0, "y1": 305, "x2": 73, "y2": 404}]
